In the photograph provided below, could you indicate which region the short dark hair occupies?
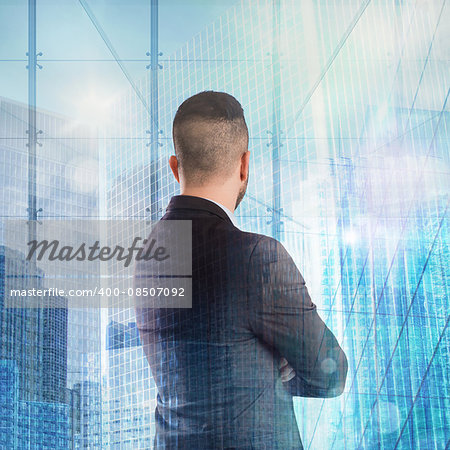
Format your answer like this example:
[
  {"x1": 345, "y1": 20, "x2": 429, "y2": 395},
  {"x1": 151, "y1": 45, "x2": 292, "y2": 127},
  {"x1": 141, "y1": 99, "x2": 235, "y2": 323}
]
[{"x1": 172, "y1": 91, "x2": 249, "y2": 185}]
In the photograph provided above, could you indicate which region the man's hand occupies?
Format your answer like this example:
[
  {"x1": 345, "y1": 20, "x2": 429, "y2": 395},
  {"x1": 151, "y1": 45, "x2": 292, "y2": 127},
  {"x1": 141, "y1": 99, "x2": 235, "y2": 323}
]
[{"x1": 279, "y1": 357, "x2": 296, "y2": 382}]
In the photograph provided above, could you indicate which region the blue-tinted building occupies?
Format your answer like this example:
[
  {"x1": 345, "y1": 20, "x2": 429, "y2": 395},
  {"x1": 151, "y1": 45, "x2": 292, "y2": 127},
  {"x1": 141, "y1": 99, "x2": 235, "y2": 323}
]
[
  {"x1": 0, "y1": 96, "x2": 103, "y2": 448},
  {"x1": 0, "y1": 360, "x2": 69, "y2": 450},
  {"x1": 103, "y1": 1, "x2": 448, "y2": 448},
  {"x1": 0, "y1": 245, "x2": 70, "y2": 448},
  {"x1": 0, "y1": 246, "x2": 67, "y2": 402},
  {"x1": 0, "y1": 0, "x2": 447, "y2": 448},
  {"x1": 106, "y1": 321, "x2": 141, "y2": 351},
  {"x1": 0, "y1": 359, "x2": 19, "y2": 449},
  {"x1": 71, "y1": 381, "x2": 102, "y2": 448}
]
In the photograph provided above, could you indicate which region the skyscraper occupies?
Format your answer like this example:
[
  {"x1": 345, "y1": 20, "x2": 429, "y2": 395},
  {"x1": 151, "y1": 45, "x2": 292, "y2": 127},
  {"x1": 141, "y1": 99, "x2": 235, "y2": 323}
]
[
  {"x1": 103, "y1": 1, "x2": 448, "y2": 448},
  {"x1": 0, "y1": 96, "x2": 103, "y2": 448}
]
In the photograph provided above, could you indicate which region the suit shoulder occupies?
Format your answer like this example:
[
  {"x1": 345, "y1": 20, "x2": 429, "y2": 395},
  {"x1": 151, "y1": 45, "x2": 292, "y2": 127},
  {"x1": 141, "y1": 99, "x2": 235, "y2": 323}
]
[
  {"x1": 235, "y1": 230, "x2": 267, "y2": 247},
  {"x1": 236, "y1": 231, "x2": 285, "y2": 258}
]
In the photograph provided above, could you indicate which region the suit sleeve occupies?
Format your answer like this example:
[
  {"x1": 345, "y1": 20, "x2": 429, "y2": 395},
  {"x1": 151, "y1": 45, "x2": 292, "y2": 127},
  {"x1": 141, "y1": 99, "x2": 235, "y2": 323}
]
[{"x1": 248, "y1": 236, "x2": 348, "y2": 398}]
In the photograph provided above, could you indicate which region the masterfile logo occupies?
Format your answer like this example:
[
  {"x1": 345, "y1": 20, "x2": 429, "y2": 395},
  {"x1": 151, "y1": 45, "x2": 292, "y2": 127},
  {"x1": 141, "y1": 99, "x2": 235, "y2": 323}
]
[
  {"x1": 27, "y1": 237, "x2": 170, "y2": 267},
  {"x1": 3, "y1": 220, "x2": 192, "y2": 309}
]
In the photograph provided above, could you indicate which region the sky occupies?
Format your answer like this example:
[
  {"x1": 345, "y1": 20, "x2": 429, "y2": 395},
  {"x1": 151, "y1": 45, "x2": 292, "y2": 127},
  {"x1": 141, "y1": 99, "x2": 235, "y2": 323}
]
[
  {"x1": 0, "y1": 0, "x2": 240, "y2": 118},
  {"x1": 0, "y1": 0, "x2": 239, "y2": 379}
]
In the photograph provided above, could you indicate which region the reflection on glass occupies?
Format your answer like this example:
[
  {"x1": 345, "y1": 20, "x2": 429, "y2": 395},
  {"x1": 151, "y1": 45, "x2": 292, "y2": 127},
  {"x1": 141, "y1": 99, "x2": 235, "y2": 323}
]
[{"x1": 0, "y1": 0, "x2": 448, "y2": 448}]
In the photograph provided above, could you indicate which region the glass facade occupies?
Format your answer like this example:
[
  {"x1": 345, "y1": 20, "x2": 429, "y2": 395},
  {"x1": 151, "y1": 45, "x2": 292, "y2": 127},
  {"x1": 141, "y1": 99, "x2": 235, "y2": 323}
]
[
  {"x1": 104, "y1": 1, "x2": 448, "y2": 449},
  {"x1": 1, "y1": 0, "x2": 448, "y2": 448},
  {"x1": 0, "y1": 97, "x2": 103, "y2": 448}
]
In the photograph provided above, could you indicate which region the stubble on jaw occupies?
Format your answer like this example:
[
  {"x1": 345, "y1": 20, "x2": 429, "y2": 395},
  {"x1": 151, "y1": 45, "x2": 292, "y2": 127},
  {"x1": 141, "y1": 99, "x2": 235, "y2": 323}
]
[{"x1": 235, "y1": 174, "x2": 249, "y2": 209}]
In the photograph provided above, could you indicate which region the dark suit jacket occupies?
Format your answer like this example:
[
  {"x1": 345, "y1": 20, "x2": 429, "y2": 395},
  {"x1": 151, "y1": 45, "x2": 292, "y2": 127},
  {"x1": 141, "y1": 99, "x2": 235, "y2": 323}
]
[{"x1": 134, "y1": 195, "x2": 347, "y2": 449}]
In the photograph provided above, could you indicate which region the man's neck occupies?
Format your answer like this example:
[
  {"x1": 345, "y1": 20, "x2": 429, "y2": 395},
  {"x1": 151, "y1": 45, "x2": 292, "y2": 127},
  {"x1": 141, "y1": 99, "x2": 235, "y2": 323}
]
[{"x1": 180, "y1": 187, "x2": 236, "y2": 212}]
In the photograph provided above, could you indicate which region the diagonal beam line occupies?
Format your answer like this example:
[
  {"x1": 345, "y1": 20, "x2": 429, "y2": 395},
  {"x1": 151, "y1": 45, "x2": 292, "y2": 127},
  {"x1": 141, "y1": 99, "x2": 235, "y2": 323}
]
[
  {"x1": 394, "y1": 316, "x2": 449, "y2": 449},
  {"x1": 355, "y1": 74, "x2": 450, "y2": 447},
  {"x1": 329, "y1": 88, "x2": 449, "y2": 449},
  {"x1": 78, "y1": 0, "x2": 154, "y2": 124},
  {"x1": 285, "y1": 0, "x2": 371, "y2": 137},
  {"x1": 398, "y1": 0, "x2": 447, "y2": 148},
  {"x1": 356, "y1": 199, "x2": 448, "y2": 448},
  {"x1": 246, "y1": 194, "x2": 309, "y2": 230}
]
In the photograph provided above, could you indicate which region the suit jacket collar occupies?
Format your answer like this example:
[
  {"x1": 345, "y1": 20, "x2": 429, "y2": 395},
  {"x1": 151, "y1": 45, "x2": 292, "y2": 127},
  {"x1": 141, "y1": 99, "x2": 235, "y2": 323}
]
[{"x1": 166, "y1": 195, "x2": 233, "y2": 225}]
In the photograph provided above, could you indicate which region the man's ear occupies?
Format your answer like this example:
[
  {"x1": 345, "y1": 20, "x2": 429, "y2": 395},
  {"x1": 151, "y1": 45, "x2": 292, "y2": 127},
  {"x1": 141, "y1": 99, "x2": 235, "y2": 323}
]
[
  {"x1": 169, "y1": 155, "x2": 180, "y2": 183},
  {"x1": 240, "y1": 151, "x2": 250, "y2": 181}
]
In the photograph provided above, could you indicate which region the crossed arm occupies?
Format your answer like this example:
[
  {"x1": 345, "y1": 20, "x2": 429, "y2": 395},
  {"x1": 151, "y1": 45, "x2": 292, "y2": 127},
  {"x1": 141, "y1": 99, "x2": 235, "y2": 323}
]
[{"x1": 248, "y1": 236, "x2": 348, "y2": 398}]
